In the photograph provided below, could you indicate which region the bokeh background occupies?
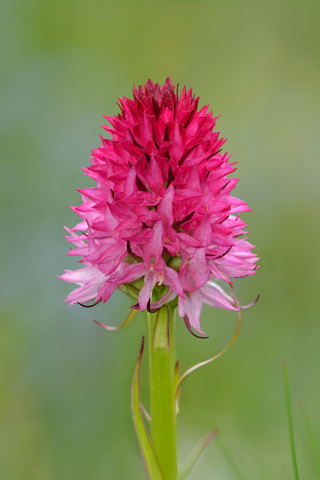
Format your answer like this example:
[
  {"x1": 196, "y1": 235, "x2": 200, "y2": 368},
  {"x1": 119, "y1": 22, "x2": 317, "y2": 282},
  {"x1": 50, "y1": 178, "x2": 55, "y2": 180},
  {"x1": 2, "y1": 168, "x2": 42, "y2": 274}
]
[{"x1": 1, "y1": 0, "x2": 319, "y2": 479}]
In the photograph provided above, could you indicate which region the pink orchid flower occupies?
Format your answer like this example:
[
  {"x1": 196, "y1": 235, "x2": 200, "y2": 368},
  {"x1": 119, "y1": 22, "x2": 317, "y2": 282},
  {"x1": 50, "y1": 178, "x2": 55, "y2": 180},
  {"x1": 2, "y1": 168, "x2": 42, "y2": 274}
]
[{"x1": 60, "y1": 78, "x2": 258, "y2": 334}]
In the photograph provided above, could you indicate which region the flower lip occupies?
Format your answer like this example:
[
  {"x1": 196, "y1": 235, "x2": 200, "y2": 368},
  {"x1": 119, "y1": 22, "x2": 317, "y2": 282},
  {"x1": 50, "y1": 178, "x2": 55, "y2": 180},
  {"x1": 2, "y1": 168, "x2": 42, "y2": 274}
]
[{"x1": 60, "y1": 78, "x2": 259, "y2": 333}]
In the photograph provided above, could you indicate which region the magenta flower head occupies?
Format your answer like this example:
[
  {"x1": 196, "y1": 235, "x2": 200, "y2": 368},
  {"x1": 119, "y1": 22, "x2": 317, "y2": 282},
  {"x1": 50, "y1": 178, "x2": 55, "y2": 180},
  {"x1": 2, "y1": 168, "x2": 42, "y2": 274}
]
[{"x1": 60, "y1": 78, "x2": 258, "y2": 336}]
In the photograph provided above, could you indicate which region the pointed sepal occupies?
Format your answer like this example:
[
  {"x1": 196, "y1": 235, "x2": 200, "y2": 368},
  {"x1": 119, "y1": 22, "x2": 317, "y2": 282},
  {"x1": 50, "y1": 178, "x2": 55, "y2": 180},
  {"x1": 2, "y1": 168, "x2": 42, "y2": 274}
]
[
  {"x1": 131, "y1": 337, "x2": 165, "y2": 480},
  {"x1": 177, "y1": 429, "x2": 218, "y2": 480}
]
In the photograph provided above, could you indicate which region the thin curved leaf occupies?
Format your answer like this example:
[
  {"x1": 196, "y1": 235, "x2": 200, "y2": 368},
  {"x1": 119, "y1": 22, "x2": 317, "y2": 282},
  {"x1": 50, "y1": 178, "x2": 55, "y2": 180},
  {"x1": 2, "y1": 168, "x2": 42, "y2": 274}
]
[
  {"x1": 132, "y1": 337, "x2": 165, "y2": 480},
  {"x1": 93, "y1": 308, "x2": 137, "y2": 331},
  {"x1": 176, "y1": 308, "x2": 241, "y2": 399},
  {"x1": 177, "y1": 429, "x2": 218, "y2": 480}
]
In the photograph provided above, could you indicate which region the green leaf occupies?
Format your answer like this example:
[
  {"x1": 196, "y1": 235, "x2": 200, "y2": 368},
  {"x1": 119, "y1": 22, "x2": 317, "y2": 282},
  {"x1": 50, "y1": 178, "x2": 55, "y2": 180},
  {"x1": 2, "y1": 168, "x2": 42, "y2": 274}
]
[
  {"x1": 132, "y1": 337, "x2": 165, "y2": 480},
  {"x1": 177, "y1": 429, "x2": 218, "y2": 480},
  {"x1": 281, "y1": 358, "x2": 300, "y2": 480}
]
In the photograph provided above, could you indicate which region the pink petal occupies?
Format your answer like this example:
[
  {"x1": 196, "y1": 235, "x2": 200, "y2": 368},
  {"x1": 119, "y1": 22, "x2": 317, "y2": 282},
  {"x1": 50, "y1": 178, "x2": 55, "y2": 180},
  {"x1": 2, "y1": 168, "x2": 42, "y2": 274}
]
[
  {"x1": 200, "y1": 285, "x2": 237, "y2": 311},
  {"x1": 142, "y1": 220, "x2": 164, "y2": 265},
  {"x1": 138, "y1": 272, "x2": 158, "y2": 311},
  {"x1": 164, "y1": 266, "x2": 185, "y2": 298},
  {"x1": 157, "y1": 184, "x2": 174, "y2": 229},
  {"x1": 149, "y1": 289, "x2": 178, "y2": 310},
  {"x1": 178, "y1": 290, "x2": 206, "y2": 334},
  {"x1": 59, "y1": 266, "x2": 105, "y2": 286}
]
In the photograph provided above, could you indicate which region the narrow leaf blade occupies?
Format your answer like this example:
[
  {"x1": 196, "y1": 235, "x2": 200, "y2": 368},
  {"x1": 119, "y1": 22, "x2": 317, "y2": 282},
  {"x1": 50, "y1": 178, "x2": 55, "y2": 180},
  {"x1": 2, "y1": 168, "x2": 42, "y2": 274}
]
[
  {"x1": 282, "y1": 358, "x2": 300, "y2": 480},
  {"x1": 177, "y1": 429, "x2": 218, "y2": 480}
]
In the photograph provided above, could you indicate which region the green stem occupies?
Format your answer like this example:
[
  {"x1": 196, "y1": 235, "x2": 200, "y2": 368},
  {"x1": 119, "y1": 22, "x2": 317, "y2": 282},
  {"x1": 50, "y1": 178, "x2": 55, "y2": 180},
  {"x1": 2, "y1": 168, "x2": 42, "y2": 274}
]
[{"x1": 148, "y1": 306, "x2": 178, "y2": 480}]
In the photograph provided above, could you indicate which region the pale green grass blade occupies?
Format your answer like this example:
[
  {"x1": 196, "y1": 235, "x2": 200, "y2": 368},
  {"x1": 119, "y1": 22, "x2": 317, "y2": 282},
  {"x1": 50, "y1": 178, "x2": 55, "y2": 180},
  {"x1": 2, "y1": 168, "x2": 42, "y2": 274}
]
[
  {"x1": 177, "y1": 429, "x2": 218, "y2": 480},
  {"x1": 300, "y1": 406, "x2": 320, "y2": 477}
]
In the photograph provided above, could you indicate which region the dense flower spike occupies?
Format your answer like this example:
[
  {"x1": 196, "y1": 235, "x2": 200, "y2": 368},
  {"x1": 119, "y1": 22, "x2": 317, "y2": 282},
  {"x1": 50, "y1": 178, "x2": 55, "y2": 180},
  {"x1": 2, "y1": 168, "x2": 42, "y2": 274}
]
[{"x1": 60, "y1": 78, "x2": 258, "y2": 334}]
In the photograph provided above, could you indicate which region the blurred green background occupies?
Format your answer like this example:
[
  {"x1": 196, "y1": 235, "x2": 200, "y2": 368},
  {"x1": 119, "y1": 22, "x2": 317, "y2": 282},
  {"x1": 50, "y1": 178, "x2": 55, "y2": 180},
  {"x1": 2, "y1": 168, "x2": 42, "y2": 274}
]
[{"x1": 1, "y1": 0, "x2": 319, "y2": 478}]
